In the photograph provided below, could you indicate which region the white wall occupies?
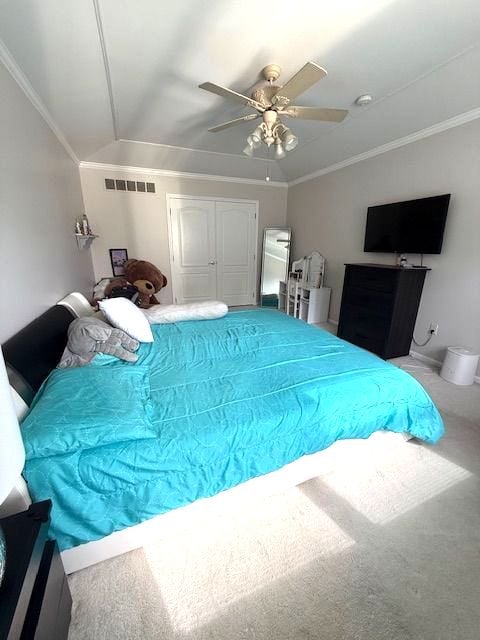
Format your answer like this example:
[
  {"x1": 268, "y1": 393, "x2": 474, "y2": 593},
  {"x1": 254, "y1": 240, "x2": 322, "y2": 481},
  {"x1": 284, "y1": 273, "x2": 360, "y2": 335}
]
[
  {"x1": 287, "y1": 119, "x2": 480, "y2": 371},
  {"x1": 0, "y1": 62, "x2": 94, "y2": 343},
  {"x1": 80, "y1": 167, "x2": 288, "y2": 303}
]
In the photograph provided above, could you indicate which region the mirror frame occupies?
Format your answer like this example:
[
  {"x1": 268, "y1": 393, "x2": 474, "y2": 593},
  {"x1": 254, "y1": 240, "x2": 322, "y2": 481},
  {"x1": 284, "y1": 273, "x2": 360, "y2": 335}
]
[{"x1": 260, "y1": 226, "x2": 292, "y2": 306}]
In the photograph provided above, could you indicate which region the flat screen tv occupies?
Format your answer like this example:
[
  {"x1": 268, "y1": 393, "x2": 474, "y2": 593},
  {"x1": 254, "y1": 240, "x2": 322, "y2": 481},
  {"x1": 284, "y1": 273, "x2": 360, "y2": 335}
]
[{"x1": 364, "y1": 194, "x2": 450, "y2": 254}]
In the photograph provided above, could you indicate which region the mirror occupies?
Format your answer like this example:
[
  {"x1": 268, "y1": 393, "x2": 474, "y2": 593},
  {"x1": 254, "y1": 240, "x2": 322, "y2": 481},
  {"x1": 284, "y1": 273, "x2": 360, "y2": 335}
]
[{"x1": 260, "y1": 227, "x2": 291, "y2": 307}]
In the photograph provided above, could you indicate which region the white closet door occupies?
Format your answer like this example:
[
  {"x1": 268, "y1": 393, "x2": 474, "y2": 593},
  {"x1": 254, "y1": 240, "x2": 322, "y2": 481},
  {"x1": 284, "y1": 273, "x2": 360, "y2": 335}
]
[
  {"x1": 169, "y1": 199, "x2": 217, "y2": 303},
  {"x1": 215, "y1": 201, "x2": 257, "y2": 306}
]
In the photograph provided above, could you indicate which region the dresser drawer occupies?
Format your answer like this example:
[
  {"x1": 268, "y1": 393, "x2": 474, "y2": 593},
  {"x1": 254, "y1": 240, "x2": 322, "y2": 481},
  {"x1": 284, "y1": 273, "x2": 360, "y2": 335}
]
[
  {"x1": 346, "y1": 266, "x2": 398, "y2": 294},
  {"x1": 341, "y1": 288, "x2": 394, "y2": 317},
  {"x1": 339, "y1": 323, "x2": 386, "y2": 357},
  {"x1": 340, "y1": 302, "x2": 391, "y2": 332}
]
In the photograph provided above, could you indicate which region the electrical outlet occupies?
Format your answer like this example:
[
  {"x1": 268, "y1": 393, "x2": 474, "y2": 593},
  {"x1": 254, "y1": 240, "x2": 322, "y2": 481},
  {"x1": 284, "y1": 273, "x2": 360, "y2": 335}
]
[{"x1": 429, "y1": 323, "x2": 439, "y2": 335}]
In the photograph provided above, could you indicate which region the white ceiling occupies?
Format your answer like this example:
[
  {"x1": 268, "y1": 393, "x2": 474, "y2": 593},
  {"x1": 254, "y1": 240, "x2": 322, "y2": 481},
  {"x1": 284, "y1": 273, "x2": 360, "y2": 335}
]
[{"x1": 1, "y1": 0, "x2": 480, "y2": 182}]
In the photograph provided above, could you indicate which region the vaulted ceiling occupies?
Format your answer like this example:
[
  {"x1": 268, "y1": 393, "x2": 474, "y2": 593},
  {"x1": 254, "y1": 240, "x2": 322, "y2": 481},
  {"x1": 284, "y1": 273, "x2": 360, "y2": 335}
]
[{"x1": 1, "y1": 0, "x2": 479, "y2": 183}]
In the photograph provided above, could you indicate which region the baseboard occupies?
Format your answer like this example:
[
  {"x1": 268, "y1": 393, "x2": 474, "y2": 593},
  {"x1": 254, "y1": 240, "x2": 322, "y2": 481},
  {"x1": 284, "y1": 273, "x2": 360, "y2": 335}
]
[
  {"x1": 409, "y1": 350, "x2": 442, "y2": 368},
  {"x1": 410, "y1": 349, "x2": 480, "y2": 384},
  {"x1": 327, "y1": 318, "x2": 339, "y2": 326}
]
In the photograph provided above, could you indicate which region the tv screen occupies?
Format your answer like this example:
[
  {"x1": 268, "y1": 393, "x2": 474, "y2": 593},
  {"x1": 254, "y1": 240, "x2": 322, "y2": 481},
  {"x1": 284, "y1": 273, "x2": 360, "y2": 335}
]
[{"x1": 364, "y1": 194, "x2": 450, "y2": 254}]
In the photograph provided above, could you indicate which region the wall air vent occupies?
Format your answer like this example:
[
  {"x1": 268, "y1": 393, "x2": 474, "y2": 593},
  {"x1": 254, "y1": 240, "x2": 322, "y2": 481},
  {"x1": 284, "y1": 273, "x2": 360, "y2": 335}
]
[{"x1": 104, "y1": 178, "x2": 155, "y2": 194}]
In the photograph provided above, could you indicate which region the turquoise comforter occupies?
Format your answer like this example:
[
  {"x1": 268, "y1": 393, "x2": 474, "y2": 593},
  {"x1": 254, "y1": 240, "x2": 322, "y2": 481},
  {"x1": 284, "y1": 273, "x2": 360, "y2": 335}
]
[{"x1": 21, "y1": 310, "x2": 444, "y2": 550}]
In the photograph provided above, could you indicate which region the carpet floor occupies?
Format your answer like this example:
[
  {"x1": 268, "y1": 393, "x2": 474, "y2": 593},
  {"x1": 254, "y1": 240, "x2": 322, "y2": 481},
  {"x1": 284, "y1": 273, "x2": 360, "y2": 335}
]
[{"x1": 67, "y1": 357, "x2": 480, "y2": 640}]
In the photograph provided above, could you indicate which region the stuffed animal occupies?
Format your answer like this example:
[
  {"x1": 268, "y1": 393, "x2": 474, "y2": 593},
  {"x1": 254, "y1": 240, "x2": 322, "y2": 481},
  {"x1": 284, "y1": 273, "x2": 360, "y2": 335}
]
[
  {"x1": 104, "y1": 278, "x2": 140, "y2": 304},
  {"x1": 103, "y1": 259, "x2": 167, "y2": 308},
  {"x1": 58, "y1": 317, "x2": 139, "y2": 368},
  {"x1": 123, "y1": 259, "x2": 167, "y2": 308}
]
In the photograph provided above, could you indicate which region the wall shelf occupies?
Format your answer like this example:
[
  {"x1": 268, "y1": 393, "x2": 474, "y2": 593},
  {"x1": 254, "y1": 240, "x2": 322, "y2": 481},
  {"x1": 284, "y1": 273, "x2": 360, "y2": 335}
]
[{"x1": 74, "y1": 234, "x2": 98, "y2": 250}]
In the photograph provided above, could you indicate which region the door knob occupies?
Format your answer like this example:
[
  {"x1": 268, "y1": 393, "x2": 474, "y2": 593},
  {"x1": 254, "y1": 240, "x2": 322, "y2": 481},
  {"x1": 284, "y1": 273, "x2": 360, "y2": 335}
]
[{"x1": 208, "y1": 260, "x2": 217, "y2": 265}]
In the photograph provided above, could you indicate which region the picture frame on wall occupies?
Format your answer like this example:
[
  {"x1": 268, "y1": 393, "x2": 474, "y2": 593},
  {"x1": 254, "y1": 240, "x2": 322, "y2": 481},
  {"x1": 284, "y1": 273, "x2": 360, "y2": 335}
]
[{"x1": 109, "y1": 248, "x2": 129, "y2": 277}]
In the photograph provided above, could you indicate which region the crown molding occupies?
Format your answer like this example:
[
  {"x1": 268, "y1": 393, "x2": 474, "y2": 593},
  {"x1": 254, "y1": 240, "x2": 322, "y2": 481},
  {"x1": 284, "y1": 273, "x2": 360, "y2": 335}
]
[
  {"x1": 118, "y1": 138, "x2": 278, "y2": 163},
  {"x1": 289, "y1": 107, "x2": 480, "y2": 187},
  {"x1": 0, "y1": 37, "x2": 79, "y2": 165},
  {"x1": 79, "y1": 161, "x2": 288, "y2": 187}
]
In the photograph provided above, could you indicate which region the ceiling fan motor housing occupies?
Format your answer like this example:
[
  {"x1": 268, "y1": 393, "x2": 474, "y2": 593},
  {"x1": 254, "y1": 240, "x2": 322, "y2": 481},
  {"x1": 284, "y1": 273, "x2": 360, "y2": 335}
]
[
  {"x1": 252, "y1": 64, "x2": 283, "y2": 107},
  {"x1": 262, "y1": 64, "x2": 281, "y2": 83}
]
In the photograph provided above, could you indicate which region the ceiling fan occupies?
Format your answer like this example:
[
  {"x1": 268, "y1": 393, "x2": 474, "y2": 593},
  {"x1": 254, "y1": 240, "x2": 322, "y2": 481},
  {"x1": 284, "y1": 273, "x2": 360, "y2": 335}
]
[{"x1": 199, "y1": 62, "x2": 348, "y2": 159}]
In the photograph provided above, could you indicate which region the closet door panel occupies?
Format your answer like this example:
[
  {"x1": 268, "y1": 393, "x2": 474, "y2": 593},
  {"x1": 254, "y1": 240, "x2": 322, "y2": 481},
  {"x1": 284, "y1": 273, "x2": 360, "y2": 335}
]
[
  {"x1": 169, "y1": 199, "x2": 217, "y2": 303},
  {"x1": 215, "y1": 202, "x2": 256, "y2": 306},
  {"x1": 180, "y1": 273, "x2": 213, "y2": 299}
]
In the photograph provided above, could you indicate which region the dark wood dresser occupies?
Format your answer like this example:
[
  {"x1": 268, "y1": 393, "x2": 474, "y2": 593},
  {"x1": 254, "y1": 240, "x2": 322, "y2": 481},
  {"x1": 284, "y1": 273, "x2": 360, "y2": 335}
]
[
  {"x1": 0, "y1": 501, "x2": 71, "y2": 640},
  {"x1": 337, "y1": 263, "x2": 429, "y2": 359}
]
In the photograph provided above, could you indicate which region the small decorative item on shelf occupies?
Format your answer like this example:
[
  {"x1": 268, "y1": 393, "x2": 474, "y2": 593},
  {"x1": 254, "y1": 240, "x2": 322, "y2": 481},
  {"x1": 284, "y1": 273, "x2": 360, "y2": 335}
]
[
  {"x1": 74, "y1": 213, "x2": 98, "y2": 249},
  {"x1": 74, "y1": 213, "x2": 92, "y2": 236}
]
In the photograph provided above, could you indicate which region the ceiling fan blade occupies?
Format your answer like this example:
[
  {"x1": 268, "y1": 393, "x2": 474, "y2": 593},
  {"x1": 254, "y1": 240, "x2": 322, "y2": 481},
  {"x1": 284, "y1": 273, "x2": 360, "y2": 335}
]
[
  {"x1": 274, "y1": 62, "x2": 327, "y2": 102},
  {"x1": 208, "y1": 113, "x2": 260, "y2": 132},
  {"x1": 199, "y1": 82, "x2": 265, "y2": 111},
  {"x1": 285, "y1": 106, "x2": 348, "y2": 122}
]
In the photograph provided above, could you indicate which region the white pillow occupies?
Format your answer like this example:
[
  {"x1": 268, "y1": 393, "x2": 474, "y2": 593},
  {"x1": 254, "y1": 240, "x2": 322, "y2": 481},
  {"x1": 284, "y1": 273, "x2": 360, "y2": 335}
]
[
  {"x1": 143, "y1": 300, "x2": 228, "y2": 324},
  {"x1": 99, "y1": 298, "x2": 154, "y2": 343}
]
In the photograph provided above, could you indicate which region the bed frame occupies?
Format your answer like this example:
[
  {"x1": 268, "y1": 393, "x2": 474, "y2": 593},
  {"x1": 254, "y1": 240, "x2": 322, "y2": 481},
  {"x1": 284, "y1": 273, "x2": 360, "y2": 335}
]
[{"x1": 2, "y1": 295, "x2": 411, "y2": 574}]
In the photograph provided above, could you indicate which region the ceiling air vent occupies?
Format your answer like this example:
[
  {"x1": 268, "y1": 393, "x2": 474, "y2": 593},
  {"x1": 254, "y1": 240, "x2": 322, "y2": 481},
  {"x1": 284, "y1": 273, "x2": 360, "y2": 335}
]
[{"x1": 104, "y1": 178, "x2": 156, "y2": 194}]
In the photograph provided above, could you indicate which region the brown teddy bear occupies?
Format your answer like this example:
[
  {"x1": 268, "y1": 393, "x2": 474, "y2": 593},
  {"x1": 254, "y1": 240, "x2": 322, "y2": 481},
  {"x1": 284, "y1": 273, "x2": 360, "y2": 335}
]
[
  {"x1": 124, "y1": 259, "x2": 167, "y2": 308},
  {"x1": 104, "y1": 259, "x2": 167, "y2": 308}
]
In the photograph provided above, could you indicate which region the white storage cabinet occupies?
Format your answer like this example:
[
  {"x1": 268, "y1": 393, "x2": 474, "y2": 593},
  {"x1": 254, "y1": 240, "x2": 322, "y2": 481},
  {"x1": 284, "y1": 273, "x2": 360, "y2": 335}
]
[{"x1": 280, "y1": 278, "x2": 331, "y2": 324}]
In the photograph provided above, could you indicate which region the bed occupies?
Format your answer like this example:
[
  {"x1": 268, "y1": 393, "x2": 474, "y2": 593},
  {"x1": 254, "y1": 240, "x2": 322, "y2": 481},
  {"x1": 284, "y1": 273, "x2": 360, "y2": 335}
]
[{"x1": 3, "y1": 300, "x2": 444, "y2": 573}]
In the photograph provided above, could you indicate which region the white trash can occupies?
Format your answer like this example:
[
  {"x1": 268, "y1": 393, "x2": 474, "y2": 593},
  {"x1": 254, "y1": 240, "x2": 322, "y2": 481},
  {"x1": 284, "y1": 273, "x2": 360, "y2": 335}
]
[{"x1": 440, "y1": 347, "x2": 479, "y2": 386}]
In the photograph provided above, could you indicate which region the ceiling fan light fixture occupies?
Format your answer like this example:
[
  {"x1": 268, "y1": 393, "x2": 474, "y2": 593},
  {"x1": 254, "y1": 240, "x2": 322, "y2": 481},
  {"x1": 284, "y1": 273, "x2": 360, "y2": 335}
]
[
  {"x1": 243, "y1": 142, "x2": 255, "y2": 157},
  {"x1": 264, "y1": 135, "x2": 275, "y2": 147},
  {"x1": 274, "y1": 140, "x2": 286, "y2": 160},
  {"x1": 281, "y1": 128, "x2": 298, "y2": 151},
  {"x1": 248, "y1": 126, "x2": 263, "y2": 148}
]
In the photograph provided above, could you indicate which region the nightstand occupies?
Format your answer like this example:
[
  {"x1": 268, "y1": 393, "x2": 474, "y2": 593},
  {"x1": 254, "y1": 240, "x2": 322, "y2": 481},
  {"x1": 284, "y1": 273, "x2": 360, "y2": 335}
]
[{"x1": 0, "y1": 501, "x2": 71, "y2": 640}]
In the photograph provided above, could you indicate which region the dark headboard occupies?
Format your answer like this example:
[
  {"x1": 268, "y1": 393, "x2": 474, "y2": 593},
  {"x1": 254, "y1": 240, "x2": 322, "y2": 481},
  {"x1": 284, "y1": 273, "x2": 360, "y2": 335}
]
[{"x1": 2, "y1": 305, "x2": 75, "y2": 396}]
